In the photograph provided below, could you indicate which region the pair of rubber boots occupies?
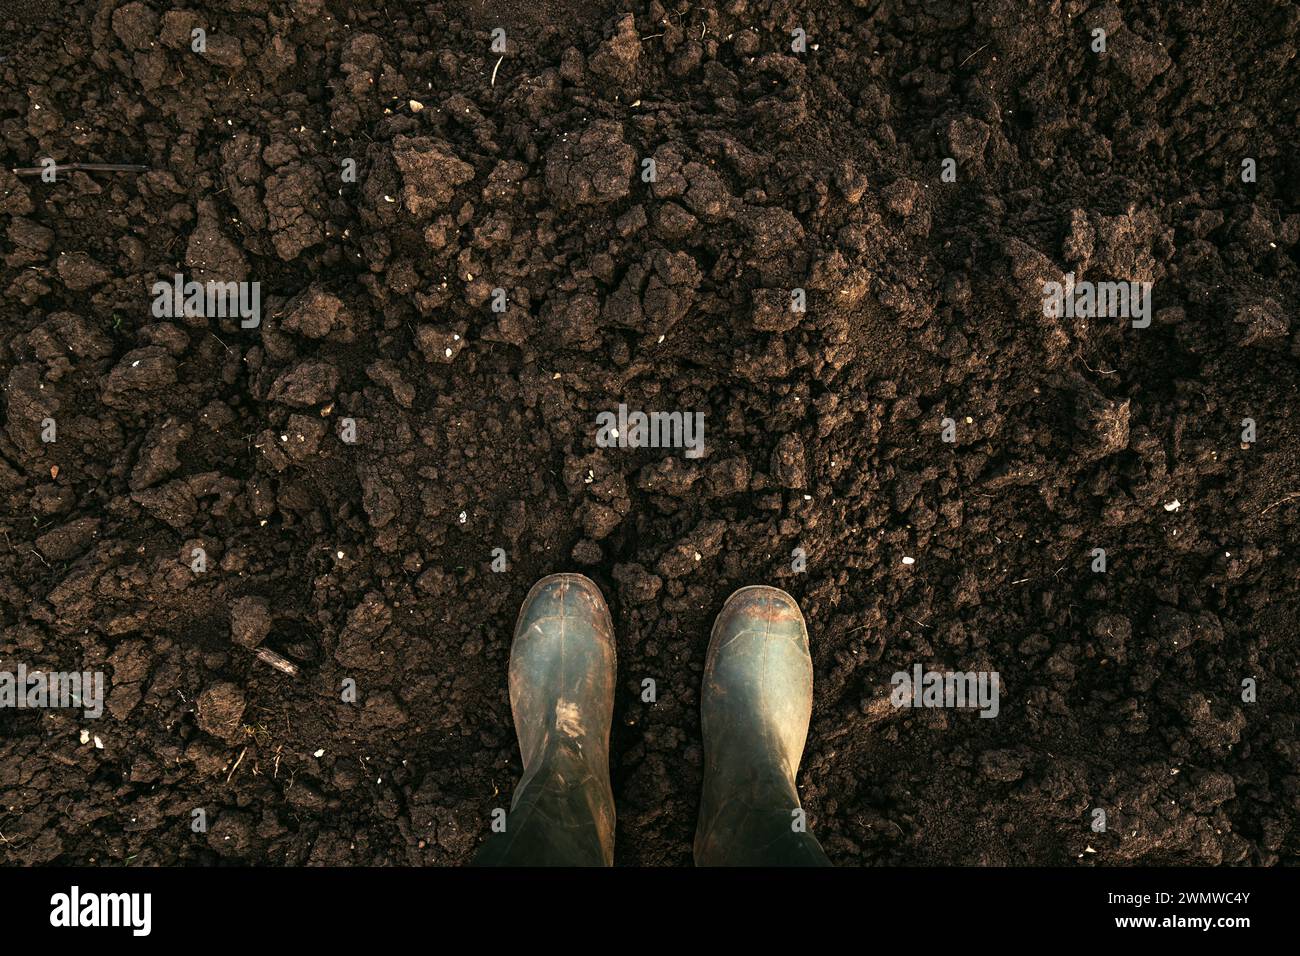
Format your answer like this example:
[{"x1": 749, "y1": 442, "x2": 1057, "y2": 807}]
[{"x1": 474, "y1": 573, "x2": 830, "y2": 866}]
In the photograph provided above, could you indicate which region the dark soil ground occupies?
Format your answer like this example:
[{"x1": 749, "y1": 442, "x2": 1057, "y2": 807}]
[{"x1": 0, "y1": 0, "x2": 1297, "y2": 867}]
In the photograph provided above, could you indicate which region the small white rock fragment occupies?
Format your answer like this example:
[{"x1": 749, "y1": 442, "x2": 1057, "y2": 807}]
[
  {"x1": 93, "y1": 736, "x2": 104, "y2": 750},
  {"x1": 902, "y1": 556, "x2": 916, "y2": 565},
  {"x1": 79, "y1": 729, "x2": 90, "y2": 745},
  {"x1": 1164, "y1": 499, "x2": 1181, "y2": 512},
  {"x1": 314, "y1": 748, "x2": 326, "y2": 758}
]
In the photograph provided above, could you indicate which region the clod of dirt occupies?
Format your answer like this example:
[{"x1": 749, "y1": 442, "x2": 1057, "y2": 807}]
[
  {"x1": 110, "y1": 1, "x2": 158, "y2": 51},
  {"x1": 196, "y1": 683, "x2": 247, "y2": 744},
  {"x1": 34, "y1": 517, "x2": 99, "y2": 562},
  {"x1": 229, "y1": 597, "x2": 272, "y2": 649},
  {"x1": 544, "y1": 120, "x2": 635, "y2": 207},
  {"x1": 267, "y1": 360, "x2": 340, "y2": 407},
  {"x1": 281, "y1": 287, "x2": 355, "y2": 341},
  {"x1": 415, "y1": 325, "x2": 465, "y2": 363},
  {"x1": 588, "y1": 13, "x2": 641, "y2": 94},
  {"x1": 393, "y1": 136, "x2": 475, "y2": 217},
  {"x1": 752, "y1": 288, "x2": 802, "y2": 333},
  {"x1": 360, "y1": 470, "x2": 400, "y2": 529},
  {"x1": 101, "y1": 347, "x2": 179, "y2": 410},
  {"x1": 572, "y1": 538, "x2": 603, "y2": 565},
  {"x1": 55, "y1": 252, "x2": 110, "y2": 290},
  {"x1": 264, "y1": 163, "x2": 327, "y2": 260},
  {"x1": 613, "y1": 562, "x2": 663, "y2": 605},
  {"x1": 186, "y1": 206, "x2": 249, "y2": 284},
  {"x1": 130, "y1": 418, "x2": 192, "y2": 491},
  {"x1": 1234, "y1": 300, "x2": 1289, "y2": 348},
  {"x1": 771, "y1": 434, "x2": 808, "y2": 489},
  {"x1": 980, "y1": 750, "x2": 1026, "y2": 783},
  {"x1": 946, "y1": 115, "x2": 992, "y2": 166}
]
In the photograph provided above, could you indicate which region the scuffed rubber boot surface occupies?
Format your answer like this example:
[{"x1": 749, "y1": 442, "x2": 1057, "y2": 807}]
[
  {"x1": 695, "y1": 586, "x2": 831, "y2": 866},
  {"x1": 474, "y1": 574, "x2": 617, "y2": 866}
]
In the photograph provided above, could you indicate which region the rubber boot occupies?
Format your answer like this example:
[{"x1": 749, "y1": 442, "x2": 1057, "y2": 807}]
[
  {"x1": 694, "y1": 586, "x2": 831, "y2": 866},
  {"x1": 474, "y1": 573, "x2": 617, "y2": 866}
]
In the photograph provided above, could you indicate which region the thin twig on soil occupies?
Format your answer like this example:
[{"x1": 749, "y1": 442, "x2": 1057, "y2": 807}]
[
  {"x1": 491, "y1": 55, "x2": 503, "y2": 86},
  {"x1": 1260, "y1": 493, "x2": 1300, "y2": 514},
  {"x1": 959, "y1": 43, "x2": 990, "y2": 68},
  {"x1": 11, "y1": 162, "x2": 150, "y2": 176},
  {"x1": 255, "y1": 646, "x2": 300, "y2": 676},
  {"x1": 226, "y1": 747, "x2": 247, "y2": 783},
  {"x1": 1078, "y1": 354, "x2": 1117, "y2": 375}
]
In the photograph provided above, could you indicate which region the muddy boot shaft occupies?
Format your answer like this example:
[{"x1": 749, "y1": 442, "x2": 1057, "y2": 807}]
[
  {"x1": 474, "y1": 574, "x2": 617, "y2": 866},
  {"x1": 694, "y1": 586, "x2": 831, "y2": 866}
]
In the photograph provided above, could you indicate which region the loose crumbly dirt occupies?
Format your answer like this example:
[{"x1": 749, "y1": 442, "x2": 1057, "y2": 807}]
[{"x1": 1, "y1": 0, "x2": 1297, "y2": 865}]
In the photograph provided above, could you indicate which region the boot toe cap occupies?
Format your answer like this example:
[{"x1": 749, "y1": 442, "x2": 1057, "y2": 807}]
[
  {"x1": 516, "y1": 573, "x2": 613, "y2": 639},
  {"x1": 709, "y1": 586, "x2": 810, "y2": 660}
]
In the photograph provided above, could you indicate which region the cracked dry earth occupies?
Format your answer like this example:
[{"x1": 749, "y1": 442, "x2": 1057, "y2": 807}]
[{"x1": 0, "y1": 0, "x2": 1297, "y2": 866}]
